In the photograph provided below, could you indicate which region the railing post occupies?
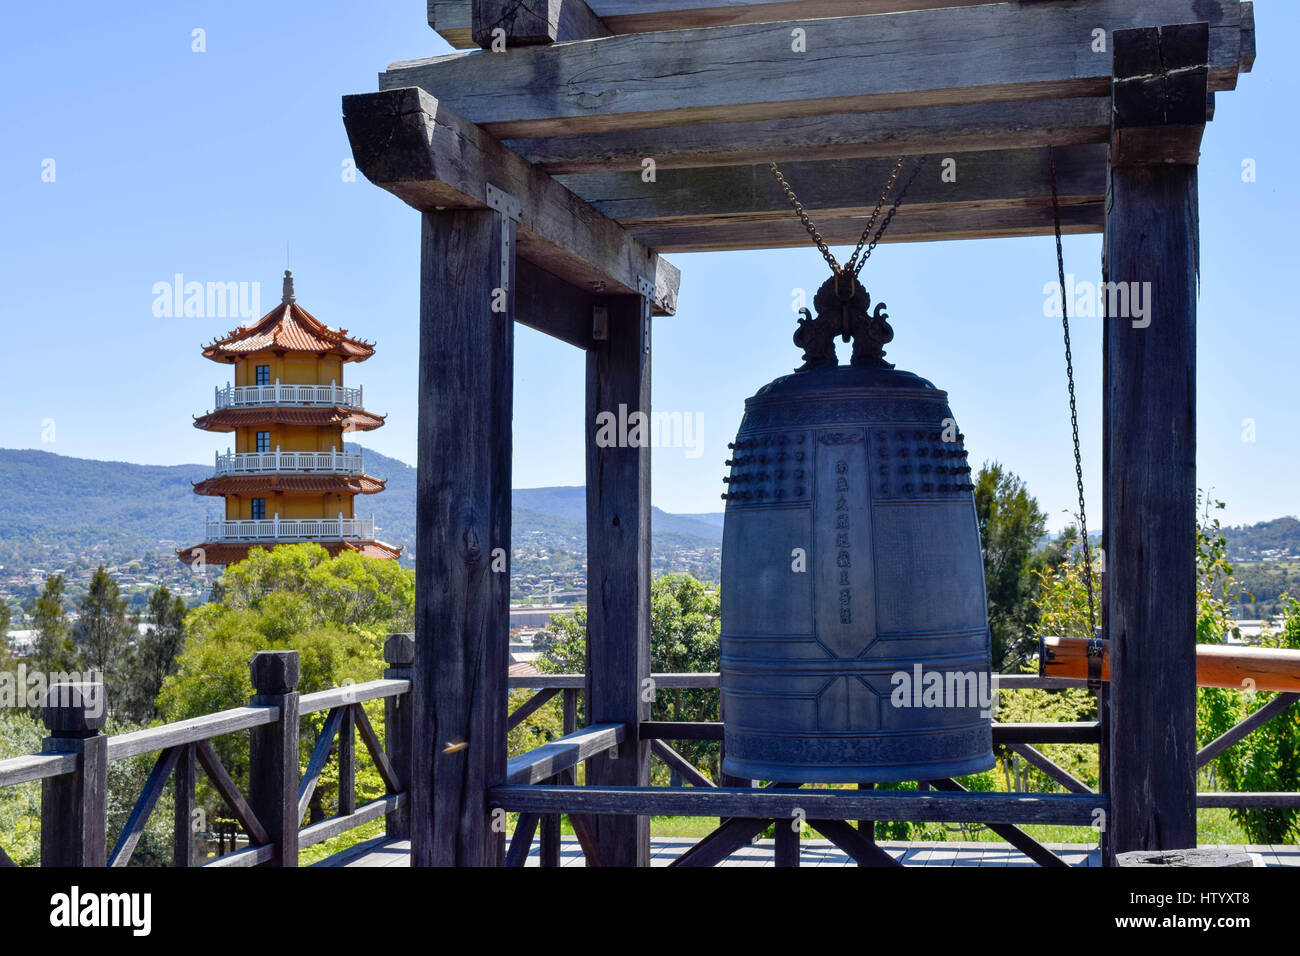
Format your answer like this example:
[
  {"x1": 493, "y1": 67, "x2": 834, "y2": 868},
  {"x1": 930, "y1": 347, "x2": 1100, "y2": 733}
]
[
  {"x1": 384, "y1": 634, "x2": 415, "y2": 840},
  {"x1": 40, "y1": 681, "x2": 108, "y2": 867},
  {"x1": 249, "y1": 650, "x2": 300, "y2": 866}
]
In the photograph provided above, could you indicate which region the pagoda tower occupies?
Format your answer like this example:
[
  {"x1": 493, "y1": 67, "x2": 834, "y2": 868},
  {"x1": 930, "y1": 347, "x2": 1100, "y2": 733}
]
[{"x1": 179, "y1": 271, "x2": 401, "y2": 566}]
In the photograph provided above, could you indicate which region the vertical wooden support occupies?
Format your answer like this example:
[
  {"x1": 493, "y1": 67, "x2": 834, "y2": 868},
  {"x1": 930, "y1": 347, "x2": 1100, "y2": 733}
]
[
  {"x1": 775, "y1": 820, "x2": 801, "y2": 867},
  {"x1": 338, "y1": 705, "x2": 356, "y2": 817},
  {"x1": 413, "y1": 208, "x2": 514, "y2": 866},
  {"x1": 584, "y1": 290, "x2": 653, "y2": 867},
  {"x1": 249, "y1": 650, "x2": 301, "y2": 867},
  {"x1": 1105, "y1": 23, "x2": 1207, "y2": 854},
  {"x1": 174, "y1": 743, "x2": 196, "y2": 866},
  {"x1": 40, "y1": 682, "x2": 107, "y2": 867},
  {"x1": 384, "y1": 633, "x2": 415, "y2": 840}
]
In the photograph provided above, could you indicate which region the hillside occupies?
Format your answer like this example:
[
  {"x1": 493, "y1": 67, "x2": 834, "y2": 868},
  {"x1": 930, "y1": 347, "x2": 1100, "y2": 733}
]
[{"x1": 0, "y1": 447, "x2": 721, "y2": 584}]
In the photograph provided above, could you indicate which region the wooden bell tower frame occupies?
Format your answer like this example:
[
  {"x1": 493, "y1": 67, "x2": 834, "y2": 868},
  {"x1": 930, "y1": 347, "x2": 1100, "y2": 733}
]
[{"x1": 342, "y1": 0, "x2": 1257, "y2": 866}]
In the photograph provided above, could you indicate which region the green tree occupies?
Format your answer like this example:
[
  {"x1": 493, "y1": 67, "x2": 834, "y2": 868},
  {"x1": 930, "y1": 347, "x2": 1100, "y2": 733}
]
[
  {"x1": 26, "y1": 574, "x2": 78, "y2": 676},
  {"x1": 974, "y1": 462, "x2": 1050, "y2": 670},
  {"x1": 159, "y1": 546, "x2": 402, "y2": 848},
  {"x1": 217, "y1": 543, "x2": 414, "y2": 632},
  {"x1": 1197, "y1": 495, "x2": 1300, "y2": 843},
  {"x1": 121, "y1": 586, "x2": 187, "y2": 721},
  {"x1": 0, "y1": 601, "x2": 9, "y2": 643},
  {"x1": 537, "y1": 574, "x2": 722, "y2": 780},
  {"x1": 73, "y1": 567, "x2": 135, "y2": 707}
]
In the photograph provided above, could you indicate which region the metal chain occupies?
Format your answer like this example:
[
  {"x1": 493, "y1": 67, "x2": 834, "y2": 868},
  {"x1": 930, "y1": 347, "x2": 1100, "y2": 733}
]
[
  {"x1": 1049, "y1": 146, "x2": 1098, "y2": 640},
  {"x1": 768, "y1": 155, "x2": 909, "y2": 276},
  {"x1": 845, "y1": 156, "x2": 906, "y2": 275},
  {"x1": 851, "y1": 156, "x2": 928, "y2": 278},
  {"x1": 767, "y1": 162, "x2": 843, "y2": 275}
]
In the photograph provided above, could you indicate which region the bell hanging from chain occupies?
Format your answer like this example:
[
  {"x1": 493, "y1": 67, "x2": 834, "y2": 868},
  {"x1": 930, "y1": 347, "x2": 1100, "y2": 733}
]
[{"x1": 719, "y1": 272, "x2": 995, "y2": 783}]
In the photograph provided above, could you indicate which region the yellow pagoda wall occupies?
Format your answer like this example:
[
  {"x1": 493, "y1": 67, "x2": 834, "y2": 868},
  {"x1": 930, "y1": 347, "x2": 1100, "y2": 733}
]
[
  {"x1": 233, "y1": 352, "x2": 344, "y2": 387},
  {"x1": 225, "y1": 493, "x2": 355, "y2": 520},
  {"x1": 234, "y1": 425, "x2": 344, "y2": 453}
]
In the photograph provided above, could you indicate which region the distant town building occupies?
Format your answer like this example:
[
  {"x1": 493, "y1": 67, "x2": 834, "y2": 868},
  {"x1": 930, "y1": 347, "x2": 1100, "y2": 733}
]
[{"x1": 179, "y1": 271, "x2": 400, "y2": 566}]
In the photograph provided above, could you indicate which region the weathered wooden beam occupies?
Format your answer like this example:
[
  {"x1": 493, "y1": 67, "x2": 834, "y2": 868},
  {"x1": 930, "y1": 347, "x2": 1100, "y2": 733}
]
[
  {"x1": 1196, "y1": 792, "x2": 1300, "y2": 809},
  {"x1": 389, "y1": 1, "x2": 1250, "y2": 139},
  {"x1": 505, "y1": 723, "x2": 626, "y2": 784},
  {"x1": 584, "y1": 290, "x2": 653, "y2": 867},
  {"x1": 993, "y1": 722, "x2": 1102, "y2": 745},
  {"x1": 811, "y1": 818, "x2": 901, "y2": 867},
  {"x1": 412, "y1": 209, "x2": 513, "y2": 867},
  {"x1": 1005, "y1": 743, "x2": 1094, "y2": 795},
  {"x1": 670, "y1": 817, "x2": 770, "y2": 867},
  {"x1": 639, "y1": 719, "x2": 1102, "y2": 744},
  {"x1": 506, "y1": 813, "x2": 540, "y2": 865},
  {"x1": 930, "y1": 777, "x2": 1068, "y2": 867},
  {"x1": 651, "y1": 739, "x2": 716, "y2": 788},
  {"x1": 472, "y1": 0, "x2": 610, "y2": 47},
  {"x1": 506, "y1": 687, "x2": 561, "y2": 732},
  {"x1": 433, "y1": 1, "x2": 1171, "y2": 48},
  {"x1": 342, "y1": 87, "x2": 679, "y2": 316},
  {"x1": 1111, "y1": 22, "x2": 1211, "y2": 165},
  {"x1": 518, "y1": 100, "x2": 1111, "y2": 173},
  {"x1": 560, "y1": 145, "x2": 1106, "y2": 227},
  {"x1": 516, "y1": 259, "x2": 597, "y2": 349},
  {"x1": 491, "y1": 785, "x2": 1108, "y2": 826},
  {"x1": 626, "y1": 200, "x2": 1104, "y2": 252},
  {"x1": 194, "y1": 739, "x2": 270, "y2": 847},
  {"x1": 1104, "y1": 24, "x2": 1204, "y2": 856}
]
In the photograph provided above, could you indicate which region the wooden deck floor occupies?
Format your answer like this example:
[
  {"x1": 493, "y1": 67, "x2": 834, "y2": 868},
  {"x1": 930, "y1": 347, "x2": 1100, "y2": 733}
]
[{"x1": 317, "y1": 836, "x2": 1300, "y2": 868}]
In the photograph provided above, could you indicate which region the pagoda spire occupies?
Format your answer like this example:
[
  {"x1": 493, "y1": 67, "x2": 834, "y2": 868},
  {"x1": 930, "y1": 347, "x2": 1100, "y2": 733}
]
[{"x1": 282, "y1": 269, "x2": 296, "y2": 304}]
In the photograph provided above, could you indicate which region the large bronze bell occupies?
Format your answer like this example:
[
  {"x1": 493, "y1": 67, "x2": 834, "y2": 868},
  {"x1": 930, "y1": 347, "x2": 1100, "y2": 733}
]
[{"x1": 719, "y1": 275, "x2": 995, "y2": 783}]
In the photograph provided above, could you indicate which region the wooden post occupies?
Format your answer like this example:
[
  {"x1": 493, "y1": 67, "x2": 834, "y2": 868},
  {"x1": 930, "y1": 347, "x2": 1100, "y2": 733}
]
[
  {"x1": 174, "y1": 743, "x2": 196, "y2": 866},
  {"x1": 338, "y1": 704, "x2": 356, "y2": 817},
  {"x1": 775, "y1": 819, "x2": 800, "y2": 867},
  {"x1": 1104, "y1": 22, "x2": 1207, "y2": 854},
  {"x1": 249, "y1": 650, "x2": 301, "y2": 867},
  {"x1": 40, "y1": 681, "x2": 107, "y2": 867},
  {"x1": 413, "y1": 208, "x2": 513, "y2": 866},
  {"x1": 384, "y1": 633, "x2": 415, "y2": 840},
  {"x1": 584, "y1": 290, "x2": 653, "y2": 867}
]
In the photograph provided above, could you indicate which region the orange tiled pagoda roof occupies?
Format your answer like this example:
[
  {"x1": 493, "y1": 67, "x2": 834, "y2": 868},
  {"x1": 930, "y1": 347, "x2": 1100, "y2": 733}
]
[
  {"x1": 192, "y1": 474, "x2": 388, "y2": 497},
  {"x1": 193, "y1": 406, "x2": 386, "y2": 433},
  {"x1": 203, "y1": 272, "x2": 375, "y2": 362},
  {"x1": 178, "y1": 539, "x2": 402, "y2": 566}
]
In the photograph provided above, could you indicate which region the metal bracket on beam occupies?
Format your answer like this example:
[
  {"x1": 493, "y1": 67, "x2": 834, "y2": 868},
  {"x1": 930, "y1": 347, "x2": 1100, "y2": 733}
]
[
  {"x1": 486, "y1": 183, "x2": 521, "y2": 296},
  {"x1": 637, "y1": 276, "x2": 654, "y2": 354}
]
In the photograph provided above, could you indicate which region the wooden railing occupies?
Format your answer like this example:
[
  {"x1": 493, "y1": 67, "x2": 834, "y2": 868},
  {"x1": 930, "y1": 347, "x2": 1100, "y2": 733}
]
[
  {"x1": 214, "y1": 382, "x2": 363, "y2": 410},
  {"x1": 0, "y1": 636, "x2": 413, "y2": 867},
  {"x1": 214, "y1": 448, "x2": 364, "y2": 476},
  {"x1": 502, "y1": 664, "x2": 1300, "y2": 867},
  {"x1": 5, "y1": 647, "x2": 1292, "y2": 867}
]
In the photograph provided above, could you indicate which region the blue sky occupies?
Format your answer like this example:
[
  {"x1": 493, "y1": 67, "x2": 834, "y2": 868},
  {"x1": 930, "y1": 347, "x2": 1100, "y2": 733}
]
[{"x1": 1, "y1": 1, "x2": 1296, "y2": 531}]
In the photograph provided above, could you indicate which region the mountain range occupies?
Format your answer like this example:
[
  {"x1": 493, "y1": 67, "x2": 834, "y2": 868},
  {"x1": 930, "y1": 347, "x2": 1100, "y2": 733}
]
[
  {"x1": 0, "y1": 446, "x2": 723, "y2": 574},
  {"x1": 1, "y1": 445, "x2": 1294, "y2": 573}
]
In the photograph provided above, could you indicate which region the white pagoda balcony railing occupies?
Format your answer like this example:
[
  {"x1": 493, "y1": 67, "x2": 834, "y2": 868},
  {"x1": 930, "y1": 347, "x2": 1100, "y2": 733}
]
[
  {"x1": 214, "y1": 448, "x2": 364, "y2": 476},
  {"x1": 214, "y1": 381, "x2": 363, "y2": 410},
  {"x1": 205, "y1": 514, "x2": 375, "y2": 542}
]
